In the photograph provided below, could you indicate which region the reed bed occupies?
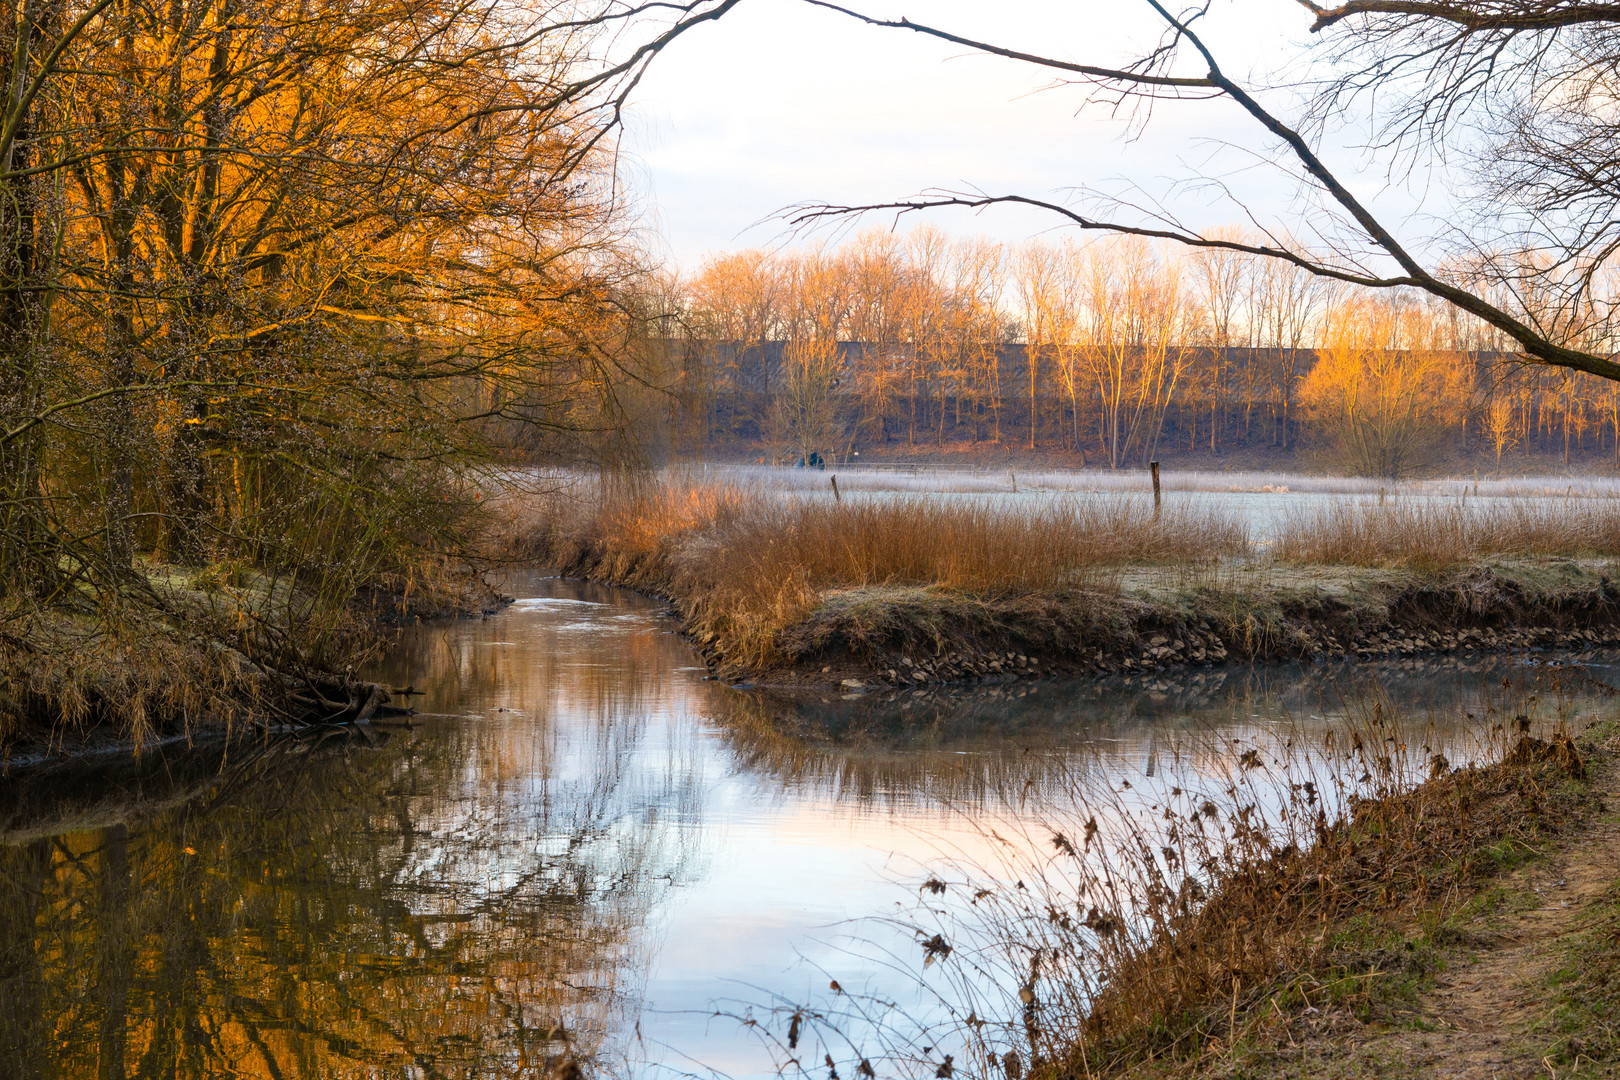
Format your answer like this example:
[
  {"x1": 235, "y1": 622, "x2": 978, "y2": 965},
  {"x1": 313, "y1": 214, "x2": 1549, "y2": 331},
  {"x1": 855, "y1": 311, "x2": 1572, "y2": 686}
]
[
  {"x1": 495, "y1": 473, "x2": 1620, "y2": 672},
  {"x1": 494, "y1": 474, "x2": 1251, "y2": 672},
  {"x1": 703, "y1": 495, "x2": 1247, "y2": 592},
  {"x1": 497, "y1": 475, "x2": 1249, "y2": 666},
  {"x1": 513, "y1": 475, "x2": 1247, "y2": 588},
  {"x1": 1273, "y1": 496, "x2": 1620, "y2": 569}
]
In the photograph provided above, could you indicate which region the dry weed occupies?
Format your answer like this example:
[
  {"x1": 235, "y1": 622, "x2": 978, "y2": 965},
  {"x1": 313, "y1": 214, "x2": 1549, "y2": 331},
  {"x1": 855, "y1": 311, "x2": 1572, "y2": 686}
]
[
  {"x1": 0, "y1": 605, "x2": 263, "y2": 758},
  {"x1": 899, "y1": 697, "x2": 1596, "y2": 1078},
  {"x1": 745, "y1": 687, "x2": 1600, "y2": 1080}
]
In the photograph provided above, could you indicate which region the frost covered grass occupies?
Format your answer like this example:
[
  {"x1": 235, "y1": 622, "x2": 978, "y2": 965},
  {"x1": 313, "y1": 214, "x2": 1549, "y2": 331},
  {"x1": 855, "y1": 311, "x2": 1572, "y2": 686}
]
[
  {"x1": 496, "y1": 468, "x2": 1620, "y2": 576},
  {"x1": 675, "y1": 462, "x2": 1620, "y2": 501}
]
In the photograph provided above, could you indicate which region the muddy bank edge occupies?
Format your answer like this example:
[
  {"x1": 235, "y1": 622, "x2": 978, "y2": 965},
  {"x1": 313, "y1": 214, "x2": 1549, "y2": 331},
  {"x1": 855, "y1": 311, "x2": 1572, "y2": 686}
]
[{"x1": 560, "y1": 554, "x2": 1620, "y2": 691}]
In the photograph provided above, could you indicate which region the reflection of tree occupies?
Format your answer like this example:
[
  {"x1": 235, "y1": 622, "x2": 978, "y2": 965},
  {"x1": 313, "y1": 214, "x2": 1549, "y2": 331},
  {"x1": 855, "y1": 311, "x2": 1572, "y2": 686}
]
[
  {"x1": 2, "y1": 574, "x2": 1601, "y2": 1078},
  {"x1": 0, "y1": 584, "x2": 709, "y2": 1078},
  {"x1": 710, "y1": 653, "x2": 1591, "y2": 809}
]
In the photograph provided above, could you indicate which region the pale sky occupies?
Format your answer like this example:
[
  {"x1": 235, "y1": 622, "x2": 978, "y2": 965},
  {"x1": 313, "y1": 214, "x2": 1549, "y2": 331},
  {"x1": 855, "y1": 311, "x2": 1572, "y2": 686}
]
[{"x1": 622, "y1": 0, "x2": 1428, "y2": 272}]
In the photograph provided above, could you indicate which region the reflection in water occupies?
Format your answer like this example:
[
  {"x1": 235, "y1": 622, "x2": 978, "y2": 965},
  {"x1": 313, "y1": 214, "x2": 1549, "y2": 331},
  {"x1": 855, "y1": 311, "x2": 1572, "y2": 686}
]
[
  {"x1": 716, "y1": 650, "x2": 1606, "y2": 808},
  {"x1": 0, "y1": 579, "x2": 705, "y2": 1078},
  {"x1": 1, "y1": 574, "x2": 1617, "y2": 1078}
]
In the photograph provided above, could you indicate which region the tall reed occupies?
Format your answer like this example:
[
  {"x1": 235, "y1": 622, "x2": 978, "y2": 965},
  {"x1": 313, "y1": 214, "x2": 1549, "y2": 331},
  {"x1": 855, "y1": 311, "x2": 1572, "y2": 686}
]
[{"x1": 512, "y1": 477, "x2": 1247, "y2": 588}]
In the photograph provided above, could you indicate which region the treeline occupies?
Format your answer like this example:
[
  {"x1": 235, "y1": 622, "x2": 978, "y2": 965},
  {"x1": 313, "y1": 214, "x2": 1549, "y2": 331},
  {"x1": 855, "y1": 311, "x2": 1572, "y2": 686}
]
[
  {"x1": 663, "y1": 229, "x2": 1620, "y2": 475},
  {"x1": 0, "y1": 0, "x2": 662, "y2": 738}
]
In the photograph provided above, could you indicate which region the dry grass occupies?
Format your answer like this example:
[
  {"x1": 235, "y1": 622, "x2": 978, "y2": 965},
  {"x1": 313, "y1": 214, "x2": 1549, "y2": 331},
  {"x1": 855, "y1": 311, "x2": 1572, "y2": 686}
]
[
  {"x1": 494, "y1": 474, "x2": 1249, "y2": 666},
  {"x1": 495, "y1": 475, "x2": 1620, "y2": 676},
  {"x1": 1273, "y1": 496, "x2": 1620, "y2": 569},
  {"x1": 1063, "y1": 728, "x2": 1593, "y2": 1074},
  {"x1": 0, "y1": 604, "x2": 263, "y2": 759},
  {"x1": 502, "y1": 475, "x2": 1249, "y2": 587},
  {"x1": 702, "y1": 495, "x2": 1247, "y2": 592},
  {"x1": 0, "y1": 546, "x2": 480, "y2": 758}
]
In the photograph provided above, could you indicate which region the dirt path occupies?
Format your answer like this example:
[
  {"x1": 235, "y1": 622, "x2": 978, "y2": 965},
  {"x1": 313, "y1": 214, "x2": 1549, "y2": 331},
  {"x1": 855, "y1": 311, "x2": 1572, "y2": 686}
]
[{"x1": 1324, "y1": 753, "x2": 1620, "y2": 1078}]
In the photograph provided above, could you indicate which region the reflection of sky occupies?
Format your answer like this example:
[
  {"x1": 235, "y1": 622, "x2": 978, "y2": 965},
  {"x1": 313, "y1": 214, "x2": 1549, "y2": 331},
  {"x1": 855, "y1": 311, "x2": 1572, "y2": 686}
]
[{"x1": 362, "y1": 573, "x2": 1618, "y2": 1078}]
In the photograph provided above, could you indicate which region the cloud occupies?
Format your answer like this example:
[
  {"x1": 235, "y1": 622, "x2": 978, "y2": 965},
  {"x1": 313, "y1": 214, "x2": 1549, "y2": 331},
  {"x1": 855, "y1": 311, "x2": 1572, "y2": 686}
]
[{"x1": 624, "y1": 0, "x2": 1326, "y2": 267}]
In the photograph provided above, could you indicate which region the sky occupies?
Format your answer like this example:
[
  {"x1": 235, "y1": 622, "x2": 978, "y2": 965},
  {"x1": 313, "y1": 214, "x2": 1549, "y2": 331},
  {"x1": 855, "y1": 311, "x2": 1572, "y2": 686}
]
[{"x1": 620, "y1": 0, "x2": 1417, "y2": 272}]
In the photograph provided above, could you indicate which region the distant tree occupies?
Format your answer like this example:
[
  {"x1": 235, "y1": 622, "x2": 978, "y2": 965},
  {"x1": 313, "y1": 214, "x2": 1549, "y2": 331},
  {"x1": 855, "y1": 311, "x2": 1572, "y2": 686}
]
[
  {"x1": 1081, "y1": 238, "x2": 1190, "y2": 468},
  {"x1": 1253, "y1": 255, "x2": 1333, "y2": 450},
  {"x1": 845, "y1": 230, "x2": 908, "y2": 441},
  {"x1": 771, "y1": 338, "x2": 845, "y2": 462},
  {"x1": 1486, "y1": 394, "x2": 1518, "y2": 465},
  {"x1": 687, "y1": 250, "x2": 786, "y2": 430},
  {"x1": 1301, "y1": 296, "x2": 1469, "y2": 477},
  {"x1": 1017, "y1": 241, "x2": 1067, "y2": 450},
  {"x1": 1189, "y1": 230, "x2": 1250, "y2": 455}
]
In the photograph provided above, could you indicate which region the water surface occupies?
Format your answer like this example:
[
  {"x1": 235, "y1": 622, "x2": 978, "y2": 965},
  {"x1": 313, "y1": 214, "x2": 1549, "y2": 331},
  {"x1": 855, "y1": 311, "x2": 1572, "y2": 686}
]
[{"x1": 2, "y1": 574, "x2": 1615, "y2": 1078}]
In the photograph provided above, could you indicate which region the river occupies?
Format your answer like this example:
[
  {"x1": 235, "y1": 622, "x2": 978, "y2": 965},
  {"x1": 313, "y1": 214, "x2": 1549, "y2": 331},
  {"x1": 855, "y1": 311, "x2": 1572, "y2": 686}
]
[{"x1": 1, "y1": 572, "x2": 1614, "y2": 1078}]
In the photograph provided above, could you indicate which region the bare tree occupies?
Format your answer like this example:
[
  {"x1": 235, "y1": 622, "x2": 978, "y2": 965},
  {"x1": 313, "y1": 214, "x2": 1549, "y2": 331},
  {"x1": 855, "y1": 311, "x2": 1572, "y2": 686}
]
[
  {"x1": 1191, "y1": 229, "x2": 1251, "y2": 455},
  {"x1": 1253, "y1": 254, "x2": 1333, "y2": 449},
  {"x1": 1016, "y1": 242, "x2": 1064, "y2": 450},
  {"x1": 771, "y1": 337, "x2": 846, "y2": 461},
  {"x1": 780, "y1": 0, "x2": 1620, "y2": 385},
  {"x1": 1301, "y1": 293, "x2": 1469, "y2": 476},
  {"x1": 1082, "y1": 238, "x2": 1188, "y2": 468},
  {"x1": 845, "y1": 230, "x2": 908, "y2": 442},
  {"x1": 0, "y1": 0, "x2": 748, "y2": 743}
]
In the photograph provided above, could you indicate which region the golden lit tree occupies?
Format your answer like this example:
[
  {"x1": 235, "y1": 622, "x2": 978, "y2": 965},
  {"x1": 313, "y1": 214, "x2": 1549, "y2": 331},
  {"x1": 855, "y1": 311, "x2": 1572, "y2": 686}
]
[
  {"x1": 770, "y1": 336, "x2": 845, "y2": 462},
  {"x1": 0, "y1": 0, "x2": 692, "y2": 745},
  {"x1": 1301, "y1": 295, "x2": 1470, "y2": 477}
]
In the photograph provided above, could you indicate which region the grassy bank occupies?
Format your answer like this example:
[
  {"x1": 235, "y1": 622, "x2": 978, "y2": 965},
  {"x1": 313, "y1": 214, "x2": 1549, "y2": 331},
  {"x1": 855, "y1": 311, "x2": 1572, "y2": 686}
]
[
  {"x1": 500, "y1": 475, "x2": 1620, "y2": 689},
  {"x1": 0, "y1": 555, "x2": 494, "y2": 764},
  {"x1": 1057, "y1": 725, "x2": 1603, "y2": 1077}
]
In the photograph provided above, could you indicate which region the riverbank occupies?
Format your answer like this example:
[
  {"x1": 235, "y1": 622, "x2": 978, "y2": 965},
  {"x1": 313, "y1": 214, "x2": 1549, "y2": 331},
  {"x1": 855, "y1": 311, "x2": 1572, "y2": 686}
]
[
  {"x1": 0, "y1": 561, "x2": 500, "y2": 766},
  {"x1": 1052, "y1": 719, "x2": 1620, "y2": 1079},
  {"x1": 713, "y1": 560, "x2": 1620, "y2": 690},
  {"x1": 8, "y1": 564, "x2": 1617, "y2": 1076},
  {"x1": 505, "y1": 476, "x2": 1620, "y2": 693}
]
